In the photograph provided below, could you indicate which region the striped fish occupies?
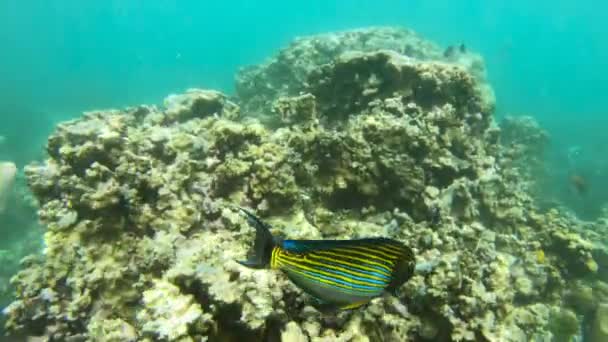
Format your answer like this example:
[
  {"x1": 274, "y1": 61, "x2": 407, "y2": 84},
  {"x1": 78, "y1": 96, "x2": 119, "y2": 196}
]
[{"x1": 237, "y1": 208, "x2": 415, "y2": 310}]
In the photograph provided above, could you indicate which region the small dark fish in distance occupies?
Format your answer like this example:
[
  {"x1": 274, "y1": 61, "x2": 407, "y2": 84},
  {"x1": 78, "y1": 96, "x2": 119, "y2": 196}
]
[
  {"x1": 444, "y1": 43, "x2": 467, "y2": 59},
  {"x1": 443, "y1": 45, "x2": 455, "y2": 58},
  {"x1": 237, "y1": 208, "x2": 416, "y2": 310},
  {"x1": 570, "y1": 173, "x2": 588, "y2": 195}
]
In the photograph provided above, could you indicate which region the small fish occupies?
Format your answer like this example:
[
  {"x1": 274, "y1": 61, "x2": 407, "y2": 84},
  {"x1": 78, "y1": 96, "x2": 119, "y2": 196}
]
[
  {"x1": 428, "y1": 205, "x2": 441, "y2": 227},
  {"x1": 237, "y1": 208, "x2": 415, "y2": 310},
  {"x1": 569, "y1": 174, "x2": 588, "y2": 195},
  {"x1": 444, "y1": 44, "x2": 466, "y2": 58},
  {"x1": 443, "y1": 45, "x2": 455, "y2": 58}
]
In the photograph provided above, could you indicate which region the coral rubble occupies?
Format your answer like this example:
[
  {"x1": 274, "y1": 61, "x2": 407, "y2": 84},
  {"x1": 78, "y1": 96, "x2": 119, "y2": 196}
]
[{"x1": 3, "y1": 26, "x2": 604, "y2": 341}]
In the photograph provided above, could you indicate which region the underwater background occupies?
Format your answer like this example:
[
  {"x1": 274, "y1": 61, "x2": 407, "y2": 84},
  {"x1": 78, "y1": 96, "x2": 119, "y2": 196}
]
[
  {"x1": 1, "y1": 0, "x2": 607, "y2": 213},
  {"x1": 0, "y1": 0, "x2": 607, "y2": 341}
]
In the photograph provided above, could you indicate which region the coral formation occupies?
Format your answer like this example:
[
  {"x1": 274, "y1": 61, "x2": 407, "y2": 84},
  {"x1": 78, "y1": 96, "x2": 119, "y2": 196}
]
[
  {"x1": 136, "y1": 279, "x2": 211, "y2": 341},
  {"x1": 499, "y1": 116, "x2": 550, "y2": 201},
  {"x1": 2, "y1": 26, "x2": 605, "y2": 341},
  {"x1": 0, "y1": 169, "x2": 43, "y2": 336},
  {"x1": 236, "y1": 27, "x2": 494, "y2": 124},
  {"x1": 592, "y1": 303, "x2": 608, "y2": 342}
]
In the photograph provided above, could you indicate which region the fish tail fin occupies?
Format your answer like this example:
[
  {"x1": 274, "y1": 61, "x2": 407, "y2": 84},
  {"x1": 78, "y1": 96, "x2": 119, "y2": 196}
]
[{"x1": 237, "y1": 207, "x2": 276, "y2": 269}]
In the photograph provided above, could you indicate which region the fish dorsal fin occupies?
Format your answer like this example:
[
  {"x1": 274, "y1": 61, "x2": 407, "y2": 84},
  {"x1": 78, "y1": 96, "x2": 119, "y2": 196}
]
[{"x1": 281, "y1": 237, "x2": 396, "y2": 254}]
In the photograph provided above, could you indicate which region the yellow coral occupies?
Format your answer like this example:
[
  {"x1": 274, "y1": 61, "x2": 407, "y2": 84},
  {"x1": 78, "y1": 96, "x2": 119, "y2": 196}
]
[
  {"x1": 535, "y1": 249, "x2": 545, "y2": 264},
  {"x1": 586, "y1": 258, "x2": 599, "y2": 273}
]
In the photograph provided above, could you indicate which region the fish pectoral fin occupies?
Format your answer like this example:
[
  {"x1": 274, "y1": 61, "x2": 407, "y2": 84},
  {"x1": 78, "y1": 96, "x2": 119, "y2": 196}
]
[{"x1": 307, "y1": 296, "x2": 338, "y2": 313}]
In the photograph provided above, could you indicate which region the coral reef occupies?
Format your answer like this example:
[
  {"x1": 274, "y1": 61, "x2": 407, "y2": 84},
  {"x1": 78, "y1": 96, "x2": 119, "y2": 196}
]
[
  {"x1": 498, "y1": 116, "x2": 550, "y2": 202},
  {"x1": 135, "y1": 279, "x2": 211, "y2": 341},
  {"x1": 2, "y1": 26, "x2": 605, "y2": 341},
  {"x1": 0, "y1": 171, "x2": 43, "y2": 337},
  {"x1": 236, "y1": 27, "x2": 495, "y2": 125},
  {"x1": 592, "y1": 303, "x2": 608, "y2": 342}
]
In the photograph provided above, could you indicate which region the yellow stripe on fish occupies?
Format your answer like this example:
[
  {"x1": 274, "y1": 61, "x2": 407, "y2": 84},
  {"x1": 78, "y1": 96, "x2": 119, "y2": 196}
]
[
  {"x1": 304, "y1": 252, "x2": 392, "y2": 281},
  {"x1": 346, "y1": 245, "x2": 403, "y2": 259},
  {"x1": 236, "y1": 207, "x2": 416, "y2": 310},
  {"x1": 305, "y1": 250, "x2": 394, "y2": 277},
  {"x1": 313, "y1": 249, "x2": 395, "y2": 273},
  {"x1": 275, "y1": 249, "x2": 386, "y2": 288},
  {"x1": 274, "y1": 249, "x2": 390, "y2": 284},
  {"x1": 275, "y1": 253, "x2": 382, "y2": 292},
  {"x1": 329, "y1": 246, "x2": 397, "y2": 265}
]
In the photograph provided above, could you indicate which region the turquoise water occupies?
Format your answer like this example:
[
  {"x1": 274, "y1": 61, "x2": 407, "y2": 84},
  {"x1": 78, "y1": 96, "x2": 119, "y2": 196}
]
[
  {"x1": 0, "y1": 1, "x2": 606, "y2": 339},
  {"x1": 1, "y1": 1, "x2": 606, "y2": 213},
  {"x1": 1, "y1": 1, "x2": 606, "y2": 119}
]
